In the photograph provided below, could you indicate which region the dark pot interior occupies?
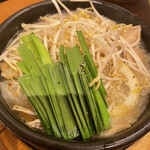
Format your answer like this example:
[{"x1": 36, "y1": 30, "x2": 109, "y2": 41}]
[{"x1": 0, "y1": 1, "x2": 150, "y2": 150}]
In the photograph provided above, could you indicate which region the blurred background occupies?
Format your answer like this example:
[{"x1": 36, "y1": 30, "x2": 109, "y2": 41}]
[
  {"x1": 102, "y1": 0, "x2": 150, "y2": 27},
  {"x1": 0, "y1": 0, "x2": 150, "y2": 26}
]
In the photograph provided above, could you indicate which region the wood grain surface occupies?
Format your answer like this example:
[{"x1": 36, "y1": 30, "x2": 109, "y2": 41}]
[
  {"x1": 0, "y1": 0, "x2": 150, "y2": 150},
  {"x1": 0, "y1": 128, "x2": 32, "y2": 150}
]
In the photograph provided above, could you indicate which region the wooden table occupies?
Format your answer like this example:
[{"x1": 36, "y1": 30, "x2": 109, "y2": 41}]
[{"x1": 0, "y1": 0, "x2": 150, "y2": 150}]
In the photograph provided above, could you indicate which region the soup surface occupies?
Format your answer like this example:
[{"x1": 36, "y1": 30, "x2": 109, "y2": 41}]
[{"x1": 0, "y1": 2, "x2": 150, "y2": 137}]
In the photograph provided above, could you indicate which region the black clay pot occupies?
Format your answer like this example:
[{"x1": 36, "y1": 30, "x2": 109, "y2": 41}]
[{"x1": 0, "y1": 1, "x2": 150, "y2": 150}]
